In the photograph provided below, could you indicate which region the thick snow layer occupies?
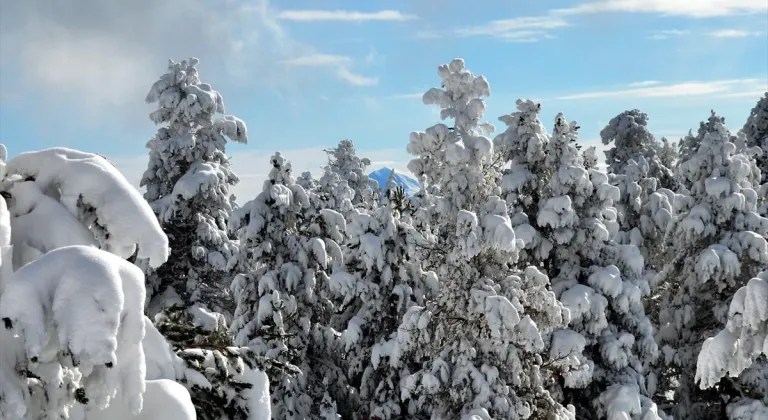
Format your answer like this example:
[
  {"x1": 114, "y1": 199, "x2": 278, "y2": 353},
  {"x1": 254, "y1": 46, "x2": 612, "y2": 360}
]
[
  {"x1": 73, "y1": 379, "x2": 195, "y2": 420},
  {"x1": 188, "y1": 304, "x2": 225, "y2": 333},
  {"x1": 0, "y1": 246, "x2": 147, "y2": 418},
  {"x1": 141, "y1": 317, "x2": 176, "y2": 381},
  {"x1": 726, "y1": 398, "x2": 768, "y2": 420},
  {"x1": 6, "y1": 181, "x2": 97, "y2": 269},
  {"x1": 5, "y1": 148, "x2": 169, "y2": 268},
  {"x1": 598, "y1": 384, "x2": 641, "y2": 420}
]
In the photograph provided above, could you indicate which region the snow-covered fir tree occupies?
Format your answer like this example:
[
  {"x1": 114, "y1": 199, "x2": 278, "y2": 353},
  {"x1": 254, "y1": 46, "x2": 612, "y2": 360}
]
[
  {"x1": 371, "y1": 58, "x2": 574, "y2": 420},
  {"x1": 325, "y1": 139, "x2": 379, "y2": 209},
  {"x1": 329, "y1": 201, "x2": 434, "y2": 419},
  {"x1": 312, "y1": 140, "x2": 379, "y2": 216},
  {"x1": 228, "y1": 152, "x2": 347, "y2": 419},
  {"x1": 741, "y1": 92, "x2": 768, "y2": 184},
  {"x1": 655, "y1": 114, "x2": 768, "y2": 419},
  {"x1": 658, "y1": 138, "x2": 679, "y2": 170},
  {"x1": 695, "y1": 270, "x2": 768, "y2": 420},
  {"x1": 0, "y1": 146, "x2": 170, "y2": 419},
  {"x1": 495, "y1": 101, "x2": 663, "y2": 420},
  {"x1": 141, "y1": 57, "x2": 247, "y2": 315},
  {"x1": 601, "y1": 109, "x2": 676, "y2": 190},
  {"x1": 152, "y1": 304, "x2": 281, "y2": 420},
  {"x1": 676, "y1": 112, "x2": 729, "y2": 187}
]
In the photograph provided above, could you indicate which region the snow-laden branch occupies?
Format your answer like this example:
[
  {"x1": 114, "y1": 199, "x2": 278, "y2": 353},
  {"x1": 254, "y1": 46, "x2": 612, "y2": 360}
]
[{"x1": 4, "y1": 148, "x2": 169, "y2": 268}]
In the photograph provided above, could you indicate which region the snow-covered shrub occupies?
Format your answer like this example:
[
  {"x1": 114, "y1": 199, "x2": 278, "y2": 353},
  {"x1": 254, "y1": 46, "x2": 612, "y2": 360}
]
[
  {"x1": 384, "y1": 58, "x2": 574, "y2": 420},
  {"x1": 656, "y1": 113, "x2": 768, "y2": 419},
  {"x1": 141, "y1": 57, "x2": 247, "y2": 315}
]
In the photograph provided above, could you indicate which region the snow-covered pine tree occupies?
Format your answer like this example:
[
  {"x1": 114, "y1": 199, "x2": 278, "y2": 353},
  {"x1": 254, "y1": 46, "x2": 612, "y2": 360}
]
[
  {"x1": 141, "y1": 57, "x2": 247, "y2": 315},
  {"x1": 655, "y1": 114, "x2": 768, "y2": 419},
  {"x1": 315, "y1": 139, "x2": 379, "y2": 215},
  {"x1": 676, "y1": 112, "x2": 728, "y2": 187},
  {"x1": 741, "y1": 92, "x2": 768, "y2": 184},
  {"x1": 0, "y1": 146, "x2": 170, "y2": 419},
  {"x1": 658, "y1": 138, "x2": 679, "y2": 170},
  {"x1": 496, "y1": 102, "x2": 663, "y2": 419},
  {"x1": 328, "y1": 201, "x2": 435, "y2": 419},
  {"x1": 609, "y1": 157, "x2": 677, "y2": 271},
  {"x1": 695, "y1": 270, "x2": 768, "y2": 420},
  {"x1": 601, "y1": 109, "x2": 676, "y2": 190},
  {"x1": 228, "y1": 152, "x2": 347, "y2": 419},
  {"x1": 372, "y1": 59, "x2": 573, "y2": 420},
  {"x1": 152, "y1": 303, "x2": 286, "y2": 420},
  {"x1": 583, "y1": 146, "x2": 599, "y2": 171}
]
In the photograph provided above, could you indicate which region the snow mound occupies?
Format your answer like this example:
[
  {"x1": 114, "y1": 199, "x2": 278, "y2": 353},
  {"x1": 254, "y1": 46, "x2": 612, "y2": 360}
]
[{"x1": 75, "y1": 379, "x2": 195, "y2": 420}]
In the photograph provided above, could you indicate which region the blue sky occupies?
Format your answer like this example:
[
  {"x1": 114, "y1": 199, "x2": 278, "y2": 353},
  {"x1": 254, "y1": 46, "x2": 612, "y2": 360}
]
[{"x1": 0, "y1": 0, "x2": 766, "y2": 199}]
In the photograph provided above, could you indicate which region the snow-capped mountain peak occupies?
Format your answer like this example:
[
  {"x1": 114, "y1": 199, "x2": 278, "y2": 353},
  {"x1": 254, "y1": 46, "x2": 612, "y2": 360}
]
[{"x1": 369, "y1": 167, "x2": 420, "y2": 196}]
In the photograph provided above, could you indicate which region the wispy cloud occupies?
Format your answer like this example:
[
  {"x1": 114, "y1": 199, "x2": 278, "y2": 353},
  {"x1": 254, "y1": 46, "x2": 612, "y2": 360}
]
[
  {"x1": 628, "y1": 81, "x2": 661, "y2": 87},
  {"x1": 419, "y1": 16, "x2": 568, "y2": 42},
  {"x1": 279, "y1": 54, "x2": 377, "y2": 86},
  {"x1": 551, "y1": 0, "x2": 768, "y2": 18},
  {"x1": 648, "y1": 29, "x2": 689, "y2": 40},
  {"x1": 280, "y1": 54, "x2": 352, "y2": 67},
  {"x1": 718, "y1": 90, "x2": 767, "y2": 99},
  {"x1": 556, "y1": 78, "x2": 765, "y2": 100},
  {"x1": 456, "y1": 16, "x2": 568, "y2": 41},
  {"x1": 277, "y1": 10, "x2": 416, "y2": 22},
  {"x1": 336, "y1": 67, "x2": 378, "y2": 86},
  {"x1": 387, "y1": 92, "x2": 424, "y2": 100},
  {"x1": 709, "y1": 29, "x2": 763, "y2": 38}
]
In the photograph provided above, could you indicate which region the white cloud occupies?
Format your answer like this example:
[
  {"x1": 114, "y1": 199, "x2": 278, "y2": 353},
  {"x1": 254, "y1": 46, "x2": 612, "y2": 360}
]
[
  {"x1": 718, "y1": 90, "x2": 768, "y2": 99},
  {"x1": 552, "y1": 0, "x2": 768, "y2": 18},
  {"x1": 709, "y1": 29, "x2": 762, "y2": 38},
  {"x1": 421, "y1": 16, "x2": 568, "y2": 42},
  {"x1": 336, "y1": 67, "x2": 379, "y2": 86},
  {"x1": 628, "y1": 81, "x2": 661, "y2": 87},
  {"x1": 280, "y1": 54, "x2": 352, "y2": 67},
  {"x1": 648, "y1": 29, "x2": 689, "y2": 40},
  {"x1": 111, "y1": 147, "x2": 413, "y2": 201},
  {"x1": 279, "y1": 54, "x2": 378, "y2": 87},
  {"x1": 387, "y1": 92, "x2": 424, "y2": 100},
  {"x1": 556, "y1": 78, "x2": 764, "y2": 100},
  {"x1": 0, "y1": 0, "x2": 299, "y2": 118},
  {"x1": 277, "y1": 10, "x2": 416, "y2": 22}
]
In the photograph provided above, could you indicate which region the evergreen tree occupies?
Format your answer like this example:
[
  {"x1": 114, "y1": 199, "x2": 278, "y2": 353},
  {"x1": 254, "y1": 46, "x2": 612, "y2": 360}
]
[
  {"x1": 141, "y1": 57, "x2": 247, "y2": 315},
  {"x1": 315, "y1": 140, "x2": 379, "y2": 216},
  {"x1": 325, "y1": 140, "x2": 379, "y2": 208},
  {"x1": 373, "y1": 59, "x2": 574, "y2": 420},
  {"x1": 496, "y1": 101, "x2": 663, "y2": 419},
  {"x1": 0, "y1": 146, "x2": 169, "y2": 420},
  {"x1": 601, "y1": 109, "x2": 676, "y2": 190},
  {"x1": 658, "y1": 138, "x2": 679, "y2": 170},
  {"x1": 329, "y1": 203, "x2": 435, "y2": 419},
  {"x1": 228, "y1": 153, "x2": 346, "y2": 419},
  {"x1": 677, "y1": 112, "x2": 726, "y2": 187},
  {"x1": 741, "y1": 92, "x2": 768, "y2": 184},
  {"x1": 655, "y1": 114, "x2": 768, "y2": 419},
  {"x1": 153, "y1": 304, "x2": 288, "y2": 420}
]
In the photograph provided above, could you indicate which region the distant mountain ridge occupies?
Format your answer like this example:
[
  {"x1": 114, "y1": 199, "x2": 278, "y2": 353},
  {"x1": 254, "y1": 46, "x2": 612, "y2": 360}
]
[{"x1": 369, "y1": 167, "x2": 420, "y2": 197}]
